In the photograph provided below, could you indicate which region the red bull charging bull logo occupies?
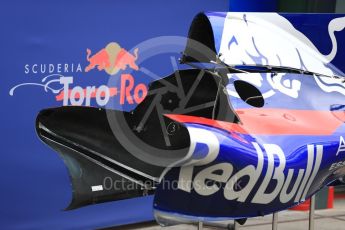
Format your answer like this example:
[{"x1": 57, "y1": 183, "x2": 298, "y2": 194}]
[
  {"x1": 85, "y1": 42, "x2": 139, "y2": 75},
  {"x1": 9, "y1": 42, "x2": 147, "y2": 107}
]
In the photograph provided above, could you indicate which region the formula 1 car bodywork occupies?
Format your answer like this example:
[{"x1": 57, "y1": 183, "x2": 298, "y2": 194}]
[{"x1": 36, "y1": 12, "x2": 345, "y2": 226}]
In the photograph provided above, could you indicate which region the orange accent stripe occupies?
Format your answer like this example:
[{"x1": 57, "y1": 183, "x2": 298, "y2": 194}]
[{"x1": 166, "y1": 108, "x2": 344, "y2": 135}]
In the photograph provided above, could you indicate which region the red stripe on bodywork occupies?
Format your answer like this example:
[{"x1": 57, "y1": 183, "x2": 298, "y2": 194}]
[{"x1": 166, "y1": 109, "x2": 344, "y2": 135}]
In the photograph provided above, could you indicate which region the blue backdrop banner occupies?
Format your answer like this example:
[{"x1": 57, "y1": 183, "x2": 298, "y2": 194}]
[{"x1": 0, "y1": 1, "x2": 228, "y2": 229}]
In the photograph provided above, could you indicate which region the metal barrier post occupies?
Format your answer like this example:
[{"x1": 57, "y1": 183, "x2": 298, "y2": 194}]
[
  {"x1": 272, "y1": 212, "x2": 278, "y2": 230},
  {"x1": 198, "y1": 221, "x2": 203, "y2": 230},
  {"x1": 234, "y1": 220, "x2": 239, "y2": 230},
  {"x1": 309, "y1": 195, "x2": 315, "y2": 230}
]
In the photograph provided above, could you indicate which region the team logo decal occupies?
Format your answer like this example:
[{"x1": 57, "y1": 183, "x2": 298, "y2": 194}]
[
  {"x1": 220, "y1": 13, "x2": 345, "y2": 99},
  {"x1": 336, "y1": 136, "x2": 345, "y2": 156},
  {"x1": 9, "y1": 42, "x2": 147, "y2": 107},
  {"x1": 178, "y1": 130, "x2": 323, "y2": 205}
]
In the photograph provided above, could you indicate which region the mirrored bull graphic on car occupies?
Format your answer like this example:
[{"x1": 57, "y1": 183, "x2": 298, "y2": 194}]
[
  {"x1": 218, "y1": 13, "x2": 345, "y2": 99},
  {"x1": 31, "y1": 11, "x2": 345, "y2": 228}
]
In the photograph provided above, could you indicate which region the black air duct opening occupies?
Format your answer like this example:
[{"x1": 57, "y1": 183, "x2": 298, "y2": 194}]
[{"x1": 183, "y1": 13, "x2": 217, "y2": 63}]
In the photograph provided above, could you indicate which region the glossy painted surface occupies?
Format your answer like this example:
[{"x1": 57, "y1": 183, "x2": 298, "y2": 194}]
[
  {"x1": 153, "y1": 11, "x2": 345, "y2": 219},
  {"x1": 154, "y1": 72, "x2": 345, "y2": 220},
  {"x1": 203, "y1": 12, "x2": 345, "y2": 75}
]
